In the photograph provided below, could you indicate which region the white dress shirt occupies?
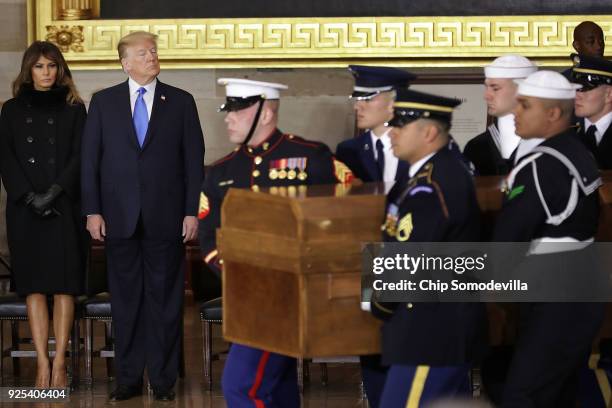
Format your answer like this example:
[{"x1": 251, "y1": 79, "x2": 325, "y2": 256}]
[
  {"x1": 128, "y1": 77, "x2": 156, "y2": 120},
  {"x1": 408, "y1": 153, "x2": 436, "y2": 178},
  {"x1": 585, "y1": 110, "x2": 612, "y2": 146},
  {"x1": 370, "y1": 128, "x2": 399, "y2": 182}
]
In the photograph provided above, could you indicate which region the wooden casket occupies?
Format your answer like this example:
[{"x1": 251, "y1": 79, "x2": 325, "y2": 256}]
[
  {"x1": 218, "y1": 172, "x2": 612, "y2": 358},
  {"x1": 218, "y1": 183, "x2": 386, "y2": 358}
]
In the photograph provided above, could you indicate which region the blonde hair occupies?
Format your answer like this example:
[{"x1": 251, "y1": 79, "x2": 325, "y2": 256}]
[{"x1": 117, "y1": 31, "x2": 158, "y2": 60}]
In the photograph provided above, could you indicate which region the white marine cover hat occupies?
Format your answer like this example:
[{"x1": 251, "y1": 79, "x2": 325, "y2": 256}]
[{"x1": 217, "y1": 78, "x2": 288, "y2": 100}]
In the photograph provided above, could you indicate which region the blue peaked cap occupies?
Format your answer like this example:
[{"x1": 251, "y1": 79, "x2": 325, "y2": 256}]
[{"x1": 349, "y1": 65, "x2": 417, "y2": 100}]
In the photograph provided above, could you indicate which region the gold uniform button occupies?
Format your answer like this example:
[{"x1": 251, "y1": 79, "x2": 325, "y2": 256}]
[
  {"x1": 251, "y1": 184, "x2": 260, "y2": 192},
  {"x1": 254, "y1": 156, "x2": 262, "y2": 165},
  {"x1": 248, "y1": 147, "x2": 253, "y2": 153},
  {"x1": 252, "y1": 169, "x2": 261, "y2": 178},
  {"x1": 407, "y1": 303, "x2": 413, "y2": 309}
]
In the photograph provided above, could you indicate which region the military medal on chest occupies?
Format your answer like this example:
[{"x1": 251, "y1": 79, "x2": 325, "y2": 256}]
[
  {"x1": 383, "y1": 203, "x2": 400, "y2": 236},
  {"x1": 296, "y1": 157, "x2": 308, "y2": 180},
  {"x1": 269, "y1": 159, "x2": 280, "y2": 180},
  {"x1": 287, "y1": 157, "x2": 297, "y2": 180},
  {"x1": 269, "y1": 157, "x2": 308, "y2": 181}
]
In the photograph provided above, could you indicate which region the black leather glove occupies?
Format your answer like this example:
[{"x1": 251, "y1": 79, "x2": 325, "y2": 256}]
[
  {"x1": 28, "y1": 184, "x2": 63, "y2": 217},
  {"x1": 21, "y1": 192, "x2": 35, "y2": 207}
]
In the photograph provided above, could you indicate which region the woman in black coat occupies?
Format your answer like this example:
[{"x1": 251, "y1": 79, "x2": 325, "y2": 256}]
[{"x1": 0, "y1": 41, "x2": 87, "y2": 388}]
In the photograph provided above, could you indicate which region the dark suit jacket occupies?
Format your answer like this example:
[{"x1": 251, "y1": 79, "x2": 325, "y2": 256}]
[
  {"x1": 335, "y1": 131, "x2": 408, "y2": 182},
  {"x1": 81, "y1": 79, "x2": 204, "y2": 240}
]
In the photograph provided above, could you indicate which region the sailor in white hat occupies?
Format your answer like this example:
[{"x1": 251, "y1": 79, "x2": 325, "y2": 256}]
[
  {"x1": 464, "y1": 54, "x2": 537, "y2": 175},
  {"x1": 198, "y1": 78, "x2": 354, "y2": 408},
  {"x1": 493, "y1": 70, "x2": 605, "y2": 407}
]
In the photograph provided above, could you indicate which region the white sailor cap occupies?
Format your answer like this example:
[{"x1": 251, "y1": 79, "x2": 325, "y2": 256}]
[
  {"x1": 484, "y1": 55, "x2": 538, "y2": 79},
  {"x1": 217, "y1": 78, "x2": 288, "y2": 111},
  {"x1": 515, "y1": 71, "x2": 582, "y2": 99}
]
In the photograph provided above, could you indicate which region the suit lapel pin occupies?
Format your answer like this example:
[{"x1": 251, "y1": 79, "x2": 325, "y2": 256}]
[
  {"x1": 161, "y1": 95, "x2": 166, "y2": 101},
  {"x1": 364, "y1": 143, "x2": 370, "y2": 151}
]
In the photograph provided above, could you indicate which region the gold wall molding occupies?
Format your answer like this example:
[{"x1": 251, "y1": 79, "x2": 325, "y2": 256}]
[
  {"x1": 46, "y1": 25, "x2": 84, "y2": 52},
  {"x1": 27, "y1": 0, "x2": 612, "y2": 70}
]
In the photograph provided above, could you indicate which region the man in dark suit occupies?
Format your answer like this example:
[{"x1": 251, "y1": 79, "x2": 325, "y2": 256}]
[
  {"x1": 81, "y1": 31, "x2": 204, "y2": 401},
  {"x1": 572, "y1": 54, "x2": 612, "y2": 169},
  {"x1": 336, "y1": 66, "x2": 415, "y2": 184}
]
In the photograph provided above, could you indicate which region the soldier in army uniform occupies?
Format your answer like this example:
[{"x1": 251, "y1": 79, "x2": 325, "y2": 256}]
[
  {"x1": 372, "y1": 88, "x2": 486, "y2": 406},
  {"x1": 198, "y1": 78, "x2": 353, "y2": 407},
  {"x1": 571, "y1": 54, "x2": 612, "y2": 169},
  {"x1": 493, "y1": 71, "x2": 605, "y2": 407}
]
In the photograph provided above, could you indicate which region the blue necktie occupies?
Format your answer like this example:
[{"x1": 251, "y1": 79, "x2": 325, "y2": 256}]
[{"x1": 133, "y1": 87, "x2": 148, "y2": 147}]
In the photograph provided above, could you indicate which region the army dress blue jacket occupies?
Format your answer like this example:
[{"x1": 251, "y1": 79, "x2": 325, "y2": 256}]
[{"x1": 372, "y1": 146, "x2": 487, "y2": 366}]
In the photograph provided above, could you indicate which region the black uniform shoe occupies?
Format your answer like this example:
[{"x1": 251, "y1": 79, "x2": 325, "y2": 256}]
[
  {"x1": 109, "y1": 384, "x2": 143, "y2": 401},
  {"x1": 153, "y1": 389, "x2": 176, "y2": 401}
]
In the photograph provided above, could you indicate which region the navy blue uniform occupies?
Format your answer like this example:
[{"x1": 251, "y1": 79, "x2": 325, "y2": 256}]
[
  {"x1": 576, "y1": 119, "x2": 612, "y2": 170},
  {"x1": 372, "y1": 147, "x2": 487, "y2": 407},
  {"x1": 463, "y1": 123, "x2": 516, "y2": 176},
  {"x1": 493, "y1": 129, "x2": 605, "y2": 408},
  {"x1": 198, "y1": 128, "x2": 351, "y2": 407},
  {"x1": 335, "y1": 131, "x2": 409, "y2": 182}
]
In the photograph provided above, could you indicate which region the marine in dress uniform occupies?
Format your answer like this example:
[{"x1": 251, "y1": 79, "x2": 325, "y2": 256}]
[
  {"x1": 197, "y1": 78, "x2": 353, "y2": 408},
  {"x1": 572, "y1": 54, "x2": 612, "y2": 169},
  {"x1": 492, "y1": 71, "x2": 605, "y2": 407},
  {"x1": 372, "y1": 88, "x2": 487, "y2": 407},
  {"x1": 463, "y1": 55, "x2": 537, "y2": 175}
]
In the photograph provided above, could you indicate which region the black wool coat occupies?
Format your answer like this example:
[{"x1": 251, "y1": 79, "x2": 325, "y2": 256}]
[{"x1": 0, "y1": 85, "x2": 88, "y2": 296}]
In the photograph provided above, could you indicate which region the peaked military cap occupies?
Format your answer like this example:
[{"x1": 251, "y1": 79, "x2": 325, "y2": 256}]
[
  {"x1": 571, "y1": 53, "x2": 612, "y2": 91},
  {"x1": 349, "y1": 65, "x2": 417, "y2": 100},
  {"x1": 217, "y1": 78, "x2": 288, "y2": 112},
  {"x1": 387, "y1": 88, "x2": 461, "y2": 127}
]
